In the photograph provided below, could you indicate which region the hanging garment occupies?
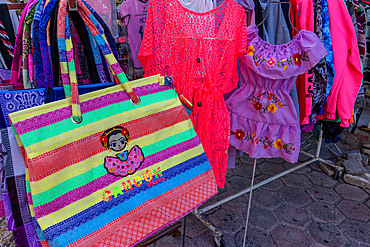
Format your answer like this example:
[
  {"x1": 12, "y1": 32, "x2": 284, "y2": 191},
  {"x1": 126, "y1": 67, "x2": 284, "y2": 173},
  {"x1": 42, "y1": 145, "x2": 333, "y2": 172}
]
[
  {"x1": 227, "y1": 25, "x2": 326, "y2": 162},
  {"x1": 0, "y1": 4, "x2": 15, "y2": 69},
  {"x1": 363, "y1": 1, "x2": 370, "y2": 87},
  {"x1": 311, "y1": 0, "x2": 327, "y2": 114},
  {"x1": 179, "y1": 0, "x2": 213, "y2": 12},
  {"x1": 138, "y1": 0, "x2": 247, "y2": 188},
  {"x1": 322, "y1": 0, "x2": 335, "y2": 105},
  {"x1": 289, "y1": 0, "x2": 315, "y2": 125},
  {"x1": 320, "y1": 0, "x2": 362, "y2": 127},
  {"x1": 119, "y1": 0, "x2": 149, "y2": 69}
]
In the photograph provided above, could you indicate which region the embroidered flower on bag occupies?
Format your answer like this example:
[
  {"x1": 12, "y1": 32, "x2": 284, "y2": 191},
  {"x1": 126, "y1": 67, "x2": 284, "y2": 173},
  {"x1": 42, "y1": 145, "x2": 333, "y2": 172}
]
[
  {"x1": 267, "y1": 103, "x2": 277, "y2": 113},
  {"x1": 283, "y1": 65, "x2": 288, "y2": 71},
  {"x1": 266, "y1": 57, "x2": 277, "y2": 68},
  {"x1": 247, "y1": 45, "x2": 255, "y2": 56}
]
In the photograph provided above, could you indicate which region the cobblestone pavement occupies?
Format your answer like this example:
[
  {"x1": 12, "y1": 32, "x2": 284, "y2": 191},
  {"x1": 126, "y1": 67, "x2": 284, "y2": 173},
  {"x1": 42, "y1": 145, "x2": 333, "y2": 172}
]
[
  {"x1": 1, "y1": 141, "x2": 369, "y2": 247},
  {"x1": 151, "y1": 142, "x2": 370, "y2": 247}
]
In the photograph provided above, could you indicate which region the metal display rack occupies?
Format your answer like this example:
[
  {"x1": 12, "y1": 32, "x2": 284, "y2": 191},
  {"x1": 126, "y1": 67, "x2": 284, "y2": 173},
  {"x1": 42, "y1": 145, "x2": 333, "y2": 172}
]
[{"x1": 192, "y1": 127, "x2": 344, "y2": 247}]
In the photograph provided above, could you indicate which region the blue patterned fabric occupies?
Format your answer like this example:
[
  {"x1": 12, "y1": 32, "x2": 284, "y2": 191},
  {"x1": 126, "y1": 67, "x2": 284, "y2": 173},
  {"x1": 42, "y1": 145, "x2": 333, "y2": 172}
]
[{"x1": 322, "y1": 0, "x2": 335, "y2": 102}]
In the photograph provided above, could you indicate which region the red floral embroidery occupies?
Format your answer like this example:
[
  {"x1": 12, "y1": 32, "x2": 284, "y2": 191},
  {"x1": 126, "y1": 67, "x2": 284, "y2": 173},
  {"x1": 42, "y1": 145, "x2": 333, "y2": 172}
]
[
  {"x1": 254, "y1": 102, "x2": 263, "y2": 111},
  {"x1": 293, "y1": 53, "x2": 301, "y2": 67},
  {"x1": 231, "y1": 129, "x2": 294, "y2": 155},
  {"x1": 234, "y1": 129, "x2": 245, "y2": 140},
  {"x1": 248, "y1": 91, "x2": 287, "y2": 114},
  {"x1": 121, "y1": 128, "x2": 129, "y2": 136},
  {"x1": 100, "y1": 136, "x2": 108, "y2": 143}
]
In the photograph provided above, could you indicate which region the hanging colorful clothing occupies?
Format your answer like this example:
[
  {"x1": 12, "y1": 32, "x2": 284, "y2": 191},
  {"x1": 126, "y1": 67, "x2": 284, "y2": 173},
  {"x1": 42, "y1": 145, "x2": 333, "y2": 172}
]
[
  {"x1": 138, "y1": 0, "x2": 247, "y2": 188},
  {"x1": 320, "y1": 0, "x2": 362, "y2": 127},
  {"x1": 227, "y1": 25, "x2": 326, "y2": 162}
]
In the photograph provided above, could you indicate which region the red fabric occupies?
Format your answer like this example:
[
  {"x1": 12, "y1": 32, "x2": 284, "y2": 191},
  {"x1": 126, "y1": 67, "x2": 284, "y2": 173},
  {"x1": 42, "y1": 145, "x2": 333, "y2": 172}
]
[
  {"x1": 290, "y1": 0, "x2": 315, "y2": 125},
  {"x1": 138, "y1": 0, "x2": 247, "y2": 188}
]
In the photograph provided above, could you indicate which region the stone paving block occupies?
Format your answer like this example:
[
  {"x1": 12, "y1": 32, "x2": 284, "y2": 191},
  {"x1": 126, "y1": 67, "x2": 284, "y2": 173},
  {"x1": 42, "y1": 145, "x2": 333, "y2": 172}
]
[
  {"x1": 343, "y1": 159, "x2": 366, "y2": 176},
  {"x1": 258, "y1": 162, "x2": 286, "y2": 176},
  {"x1": 239, "y1": 155, "x2": 265, "y2": 166},
  {"x1": 346, "y1": 243, "x2": 369, "y2": 247},
  {"x1": 233, "y1": 163, "x2": 261, "y2": 179},
  {"x1": 309, "y1": 162, "x2": 323, "y2": 172},
  {"x1": 337, "y1": 200, "x2": 370, "y2": 222},
  {"x1": 306, "y1": 202, "x2": 345, "y2": 224},
  {"x1": 292, "y1": 164, "x2": 313, "y2": 175},
  {"x1": 307, "y1": 222, "x2": 349, "y2": 247},
  {"x1": 224, "y1": 176, "x2": 252, "y2": 193},
  {"x1": 153, "y1": 233, "x2": 191, "y2": 247},
  {"x1": 271, "y1": 225, "x2": 314, "y2": 247},
  {"x1": 220, "y1": 194, "x2": 248, "y2": 213},
  {"x1": 278, "y1": 187, "x2": 312, "y2": 207},
  {"x1": 339, "y1": 219, "x2": 370, "y2": 246},
  {"x1": 335, "y1": 183, "x2": 369, "y2": 202},
  {"x1": 281, "y1": 173, "x2": 312, "y2": 189},
  {"x1": 307, "y1": 170, "x2": 338, "y2": 187},
  {"x1": 234, "y1": 227, "x2": 275, "y2": 247},
  {"x1": 274, "y1": 204, "x2": 311, "y2": 228},
  {"x1": 366, "y1": 198, "x2": 370, "y2": 209},
  {"x1": 182, "y1": 214, "x2": 208, "y2": 239},
  {"x1": 251, "y1": 188, "x2": 282, "y2": 210},
  {"x1": 243, "y1": 206, "x2": 279, "y2": 231},
  {"x1": 194, "y1": 230, "x2": 216, "y2": 247},
  {"x1": 254, "y1": 174, "x2": 284, "y2": 191},
  {"x1": 306, "y1": 184, "x2": 341, "y2": 204},
  {"x1": 207, "y1": 208, "x2": 244, "y2": 235}
]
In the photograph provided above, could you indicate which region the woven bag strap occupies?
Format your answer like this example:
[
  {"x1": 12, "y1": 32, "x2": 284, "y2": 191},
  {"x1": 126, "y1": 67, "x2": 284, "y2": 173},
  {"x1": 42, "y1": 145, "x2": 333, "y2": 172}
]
[
  {"x1": 57, "y1": 0, "x2": 139, "y2": 124},
  {"x1": 9, "y1": 0, "x2": 38, "y2": 87}
]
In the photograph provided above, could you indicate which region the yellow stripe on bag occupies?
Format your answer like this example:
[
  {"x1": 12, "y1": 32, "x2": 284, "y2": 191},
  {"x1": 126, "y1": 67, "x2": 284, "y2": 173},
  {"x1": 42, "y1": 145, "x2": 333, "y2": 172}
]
[
  {"x1": 9, "y1": 75, "x2": 162, "y2": 124},
  {"x1": 30, "y1": 120, "x2": 194, "y2": 195},
  {"x1": 25, "y1": 97, "x2": 180, "y2": 158},
  {"x1": 36, "y1": 144, "x2": 205, "y2": 229}
]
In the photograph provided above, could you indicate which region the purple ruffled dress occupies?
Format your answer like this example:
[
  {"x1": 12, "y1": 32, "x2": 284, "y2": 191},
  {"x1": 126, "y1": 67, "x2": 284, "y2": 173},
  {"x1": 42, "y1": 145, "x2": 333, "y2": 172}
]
[{"x1": 227, "y1": 25, "x2": 327, "y2": 163}]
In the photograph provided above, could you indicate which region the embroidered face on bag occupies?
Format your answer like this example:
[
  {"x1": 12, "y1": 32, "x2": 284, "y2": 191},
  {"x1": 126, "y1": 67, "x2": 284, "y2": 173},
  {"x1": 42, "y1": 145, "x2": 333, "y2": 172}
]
[{"x1": 100, "y1": 126, "x2": 145, "y2": 177}]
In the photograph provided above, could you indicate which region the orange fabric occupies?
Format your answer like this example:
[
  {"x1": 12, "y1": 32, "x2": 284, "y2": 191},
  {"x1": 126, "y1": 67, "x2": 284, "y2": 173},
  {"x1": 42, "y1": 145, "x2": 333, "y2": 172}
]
[{"x1": 138, "y1": 0, "x2": 247, "y2": 188}]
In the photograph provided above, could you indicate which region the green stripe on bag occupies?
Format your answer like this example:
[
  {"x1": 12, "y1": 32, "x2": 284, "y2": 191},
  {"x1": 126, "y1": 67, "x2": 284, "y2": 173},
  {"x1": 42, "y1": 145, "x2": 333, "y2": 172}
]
[
  {"x1": 31, "y1": 128, "x2": 197, "y2": 207},
  {"x1": 20, "y1": 90, "x2": 178, "y2": 147}
]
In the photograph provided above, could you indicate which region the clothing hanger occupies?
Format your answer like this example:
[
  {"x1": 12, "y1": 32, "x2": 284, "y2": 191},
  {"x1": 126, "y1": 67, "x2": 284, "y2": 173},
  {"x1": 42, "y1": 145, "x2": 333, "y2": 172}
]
[{"x1": 256, "y1": 0, "x2": 299, "y2": 33}]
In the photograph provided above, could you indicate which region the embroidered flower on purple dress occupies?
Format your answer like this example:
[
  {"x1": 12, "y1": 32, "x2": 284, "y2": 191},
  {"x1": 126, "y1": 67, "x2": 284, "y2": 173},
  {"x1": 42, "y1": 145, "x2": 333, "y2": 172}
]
[
  {"x1": 293, "y1": 53, "x2": 302, "y2": 67},
  {"x1": 235, "y1": 129, "x2": 245, "y2": 140},
  {"x1": 267, "y1": 103, "x2": 277, "y2": 113},
  {"x1": 274, "y1": 139, "x2": 284, "y2": 149},
  {"x1": 247, "y1": 45, "x2": 255, "y2": 56},
  {"x1": 266, "y1": 57, "x2": 277, "y2": 68}
]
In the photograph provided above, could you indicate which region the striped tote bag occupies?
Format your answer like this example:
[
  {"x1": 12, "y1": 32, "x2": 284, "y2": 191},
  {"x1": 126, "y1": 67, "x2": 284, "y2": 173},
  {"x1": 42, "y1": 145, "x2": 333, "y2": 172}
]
[{"x1": 8, "y1": 0, "x2": 217, "y2": 246}]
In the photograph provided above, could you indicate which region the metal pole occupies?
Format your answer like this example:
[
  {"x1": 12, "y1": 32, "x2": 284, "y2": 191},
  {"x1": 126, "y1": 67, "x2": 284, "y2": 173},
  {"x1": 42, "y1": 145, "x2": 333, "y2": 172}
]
[
  {"x1": 198, "y1": 157, "x2": 318, "y2": 214},
  {"x1": 242, "y1": 158, "x2": 257, "y2": 247}
]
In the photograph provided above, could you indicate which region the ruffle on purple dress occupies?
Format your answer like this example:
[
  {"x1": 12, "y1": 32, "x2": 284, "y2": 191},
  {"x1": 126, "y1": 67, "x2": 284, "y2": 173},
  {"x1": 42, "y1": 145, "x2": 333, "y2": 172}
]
[{"x1": 226, "y1": 25, "x2": 327, "y2": 163}]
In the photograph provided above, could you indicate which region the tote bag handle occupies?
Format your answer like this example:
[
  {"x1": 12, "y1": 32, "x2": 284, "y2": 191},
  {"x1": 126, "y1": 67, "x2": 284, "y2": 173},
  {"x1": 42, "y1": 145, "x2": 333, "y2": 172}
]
[{"x1": 57, "y1": 0, "x2": 140, "y2": 124}]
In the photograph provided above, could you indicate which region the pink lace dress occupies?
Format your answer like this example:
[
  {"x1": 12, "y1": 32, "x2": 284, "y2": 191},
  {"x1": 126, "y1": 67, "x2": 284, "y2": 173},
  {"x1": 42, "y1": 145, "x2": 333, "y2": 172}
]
[{"x1": 138, "y1": 0, "x2": 247, "y2": 188}]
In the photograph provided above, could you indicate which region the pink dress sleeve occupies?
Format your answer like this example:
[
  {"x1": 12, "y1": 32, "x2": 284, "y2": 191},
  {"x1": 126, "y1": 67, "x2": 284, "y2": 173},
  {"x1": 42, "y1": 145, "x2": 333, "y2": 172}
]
[{"x1": 323, "y1": 0, "x2": 362, "y2": 127}]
